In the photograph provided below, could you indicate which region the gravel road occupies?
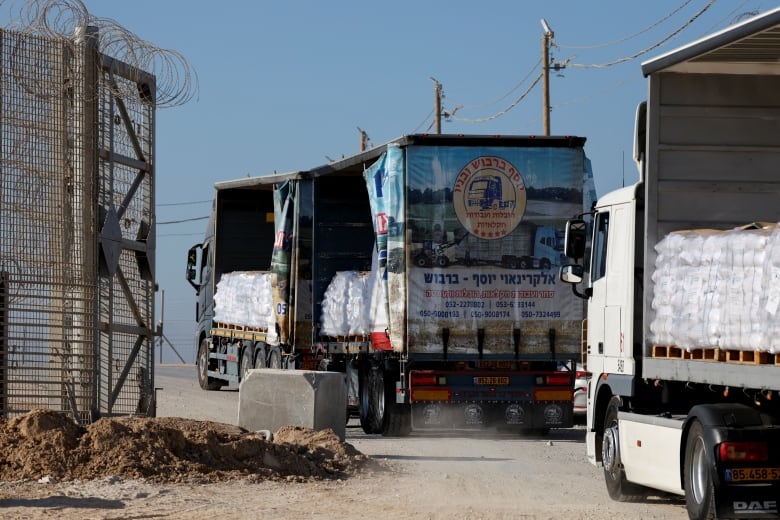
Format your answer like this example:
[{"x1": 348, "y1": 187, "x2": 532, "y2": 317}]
[
  {"x1": 152, "y1": 364, "x2": 688, "y2": 519},
  {"x1": 0, "y1": 365, "x2": 690, "y2": 519}
]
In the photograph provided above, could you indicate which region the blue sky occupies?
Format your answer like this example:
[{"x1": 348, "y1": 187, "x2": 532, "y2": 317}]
[{"x1": 2, "y1": 1, "x2": 776, "y2": 362}]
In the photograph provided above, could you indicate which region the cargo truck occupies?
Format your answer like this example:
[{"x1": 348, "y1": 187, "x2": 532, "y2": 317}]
[
  {"x1": 188, "y1": 134, "x2": 595, "y2": 435},
  {"x1": 559, "y1": 8, "x2": 780, "y2": 519}
]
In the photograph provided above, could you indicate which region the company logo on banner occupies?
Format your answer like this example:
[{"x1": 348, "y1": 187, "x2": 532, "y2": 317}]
[{"x1": 453, "y1": 156, "x2": 526, "y2": 239}]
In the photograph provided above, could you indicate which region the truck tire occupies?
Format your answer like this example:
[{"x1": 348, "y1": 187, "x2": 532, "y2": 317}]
[
  {"x1": 602, "y1": 396, "x2": 645, "y2": 501},
  {"x1": 384, "y1": 403, "x2": 411, "y2": 437},
  {"x1": 267, "y1": 347, "x2": 282, "y2": 369},
  {"x1": 240, "y1": 347, "x2": 253, "y2": 383},
  {"x1": 379, "y1": 365, "x2": 410, "y2": 437},
  {"x1": 540, "y1": 258, "x2": 551, "y2": 270},
  {"x1": 368, "y1": 365, "x2": 386, "y2": 434},
  {"x1": 197, "y1": 339, "x2": 223, "y2": 391},
  {"x1": 683, "y1": 421, "x2": 716, "y2": 520},
  {"x1": 253, "y1": 343, "x2": 267, "y2": 369},
  {"x1": 518, "y1": 257, "x2": 530, "y2": 269},
  {"x1": 358, "y1": 359, "x2": 378, "y2": 434},
  {"x1": 436, "y1": 255, "x2": 449, "y2": 267}
]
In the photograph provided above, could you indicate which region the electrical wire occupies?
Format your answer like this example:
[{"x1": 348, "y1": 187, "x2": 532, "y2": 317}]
[
  {"x1": 158, "y1": 216, "x2": 209, "y2": 225},
  {"x1": 555, "y1": 0, "x2": 695, "y2": 50},
  {"x1": 568, "y1": 0, "x2": 717, "y2": 69},
  {"x1": 448, "y1": 72, "x2": 543, "y2": 124},
  {"x1": 411, "y1": 108, "x2": 434, "y2": 133},
  {"x1": 449, "y1": 59, "x2": 542, "y2": 111},
  {"x1": 158, "y1": 199, "x2": 211, "y2": 207}
]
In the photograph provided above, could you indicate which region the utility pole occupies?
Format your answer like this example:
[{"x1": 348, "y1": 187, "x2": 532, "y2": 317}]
[
  {"x1": 541, "y1": 19, "x2": 553, "y2": 136},
  {"x1": 157, "y1": 290, "x2": 186, "y2": 364},
  {"x1": 430, "y1": 77, "x2": 442, "y2": 134},
  {"x1": 358, "y1": 127, "x2": 368, "y2": 151}
]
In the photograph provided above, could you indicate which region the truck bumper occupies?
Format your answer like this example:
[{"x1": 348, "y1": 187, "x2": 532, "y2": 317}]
[
  {"x1": 716, "y1": 484, "x2": 780, "y2": 519},
  {"x1": 410, "y1": 400, "x2": 573, "y2": 431}
]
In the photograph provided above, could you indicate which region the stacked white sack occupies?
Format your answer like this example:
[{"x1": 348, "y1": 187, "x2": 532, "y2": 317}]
[
  {"x1": 762, "y1": 226, "x2": 780, "y2": 353},
  {"x1": 320, "y1": 271, "x2": 370, "y2": 337},
  {"x1": 212, "y1": 271, "x2": 275, "y2": 330},
  {"x1": 649, "y1": 224, "x2": 777, "y2": 352}
]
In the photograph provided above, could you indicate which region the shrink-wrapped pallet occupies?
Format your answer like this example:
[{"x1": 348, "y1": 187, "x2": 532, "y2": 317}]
[
  {"x1": 649, "y1": 223, "x2": 779, "y2": 353},
  {"x1": 213, "y1": 271, "x2": 275, "y2": 331}
]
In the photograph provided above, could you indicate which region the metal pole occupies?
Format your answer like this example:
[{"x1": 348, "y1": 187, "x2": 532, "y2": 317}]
[
  {"x1": 430, "y1": 77, "x2": 442, "y2": 134},
  {"x1": 160, "y1": 290, "x2": 164, "y2": 364},
  {"x1": 541, "y1": 19, "x2": 553, "y2": 136}
]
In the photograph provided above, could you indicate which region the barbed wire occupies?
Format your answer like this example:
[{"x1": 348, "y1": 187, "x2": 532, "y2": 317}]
[{"x1": 0, "y1": 0, "x2": 198, "y2": 108}]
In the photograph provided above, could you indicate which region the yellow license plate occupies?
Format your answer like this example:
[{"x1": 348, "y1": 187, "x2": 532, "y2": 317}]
[
  {"x1": 473, "y1": 376, "x2": 509, "y2": 386},
  {"x1": 726, "y1": 467, "x2": 780, "y2": 481}
]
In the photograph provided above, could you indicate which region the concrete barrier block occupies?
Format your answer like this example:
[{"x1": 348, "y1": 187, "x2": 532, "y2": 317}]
[{"x1": 238, "y1": 369, "x2": 346, "y2": 440}]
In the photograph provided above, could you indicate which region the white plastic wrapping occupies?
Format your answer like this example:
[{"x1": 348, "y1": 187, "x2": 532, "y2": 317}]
[
  {"x1": 320, "y1": 271, "x2": 370, "y2": 337},
  {"x1": 213, "y1": 271, "x2": 275, "y2": 331},
  {"x1": 650, "y1": 224, "x2": 780, "y2": 353}
]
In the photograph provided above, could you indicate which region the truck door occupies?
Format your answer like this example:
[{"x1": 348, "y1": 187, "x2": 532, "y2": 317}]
[
  {"x1": 588, "y1": 211, "x2": 609, "y2": 371},
  {"x1": 589, "y1": 205, "x2": 634, "y2": 380}
]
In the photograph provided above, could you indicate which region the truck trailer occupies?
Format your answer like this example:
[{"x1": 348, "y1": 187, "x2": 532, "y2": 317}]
[
  {"x1": 187, "y1": 134, "x2": 595, "y2": 435},
  {"x1": 559, "y1": 8, "x2": 780, "y2": 519}
]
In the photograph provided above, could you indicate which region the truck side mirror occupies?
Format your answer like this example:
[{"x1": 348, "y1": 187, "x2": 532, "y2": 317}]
[
  {"x1": 186, "y1": 244, "x2": 201, "y2": 290},
  {"x1": 559, "y1": 264, "x2": 583, "y2": 284},
  {"x1": 564, "y1": 219, "x2": 587, "y2": 260},
  {"x1": 559, "y1": 264, "x2": 590, "y2": 299}
]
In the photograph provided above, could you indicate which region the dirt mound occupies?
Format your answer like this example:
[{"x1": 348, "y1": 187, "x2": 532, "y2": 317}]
[{"x1": 0, "y1": 409, "x2": 375, "y2": 484}]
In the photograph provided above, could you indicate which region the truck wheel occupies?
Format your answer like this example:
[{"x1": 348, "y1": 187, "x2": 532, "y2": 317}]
[
  {"x1": 359, "y1": 359, "x2": 378, "y2": 434},
  {"x1": 267, "y1": 347, "x2": 282, "y2": 369},
  {"x1": 518, "y1": 257, "x2": 530, "y2": 269},
  {"x1": 197, "y1": 339, "x2": 223, "y2": 391},
  {"x1": 436, "y1": 255, "x2": 449, "y2": 267},
  {"x1": 368, "y1": 365, "x2": 386, "y2": 433},
  {"x1": 602, "y1": 396, "x2": 645, "y2": 501},
  {"x1": 415, "y1": 255, "x2": 428, "y2": 267},
  {"x1": 253, "y1": 343, "x2": 267, "y2": 369},
  {"x1": 684, "y1": 421, "x2": 716, "y2": 520},
  {"x1": 240, "y1": 347, "x2": 253, "y2": 383},
  {"x1": 540, "y1": 258, "x2": 551, "y2": 270},
  {"x1": 379, "y1": 365, "x2": 410, "y2": 437},
  {"x1": 384, "y1": 403, "x2": 411, "y2": 437}
]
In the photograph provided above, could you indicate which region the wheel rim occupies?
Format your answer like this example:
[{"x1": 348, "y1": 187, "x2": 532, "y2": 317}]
[
  {"x1": 602, "y1": 425, "x2": 619, "y2": 475},
  {"x1": 198, "y1": 344, "x2": 208, "y2": 377},
  {"x1": 690, "y1": 436, "x2": 707, "y2": 504},
  {"x1": 241, "y1": 349, "x2": 251, "y2": 381}
]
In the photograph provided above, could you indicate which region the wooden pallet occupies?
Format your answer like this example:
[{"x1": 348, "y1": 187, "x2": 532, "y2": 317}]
[
  {"x1": 213, "y1": 322, "x2": 267, "y2": 333},
  {"x1": 652, "y1": 345, "x2": 779, "y2": 365},
  {"x1": 723, "y1": 350, "x2": 775, "y2": 365}
]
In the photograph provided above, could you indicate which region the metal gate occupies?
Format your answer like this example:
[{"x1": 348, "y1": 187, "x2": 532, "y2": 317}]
[{"x1": 0, "y1": 25, "x2": 157, "y2": 422}]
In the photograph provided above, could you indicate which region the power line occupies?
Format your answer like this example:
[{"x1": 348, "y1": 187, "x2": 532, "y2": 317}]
[
  {"x1": 447, "y1": 72, "x2": 543, "y2": 124},
  {"x1": 555, "y1": 0, "x2": 695, "y2": 50},
  {"x1": 449, "y1": 59, "x2": 542, "y2": 112},
  {"x1": 158, "y1": 232, "x2": 204, "y2": 237},
  {"x1": 158, "y1": 199, "x2": 211, "y2": 207},
  {"x1": 568, "y1": 0, "x2": 717, "y2": 69},
  {"x1": 158, "y1": 215, "x2": 209, "y2": 225}
]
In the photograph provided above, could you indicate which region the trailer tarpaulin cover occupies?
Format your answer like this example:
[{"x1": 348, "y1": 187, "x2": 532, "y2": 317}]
[
  {"x1": 271, "y1": 180, "x2": 296, "y2": 344},
  {"x1": 364, "y1": 145, "x2": 406, "y2": 351},
  {"x1": 404, "y1": 144, "x2": 591, "y2": 356}
]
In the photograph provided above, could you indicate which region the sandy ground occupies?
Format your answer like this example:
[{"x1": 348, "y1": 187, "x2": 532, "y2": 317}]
[{"x1": 0, "y1": 365, "x2": 689, "y2": 519}]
